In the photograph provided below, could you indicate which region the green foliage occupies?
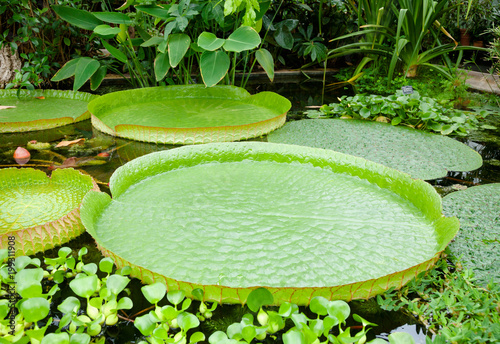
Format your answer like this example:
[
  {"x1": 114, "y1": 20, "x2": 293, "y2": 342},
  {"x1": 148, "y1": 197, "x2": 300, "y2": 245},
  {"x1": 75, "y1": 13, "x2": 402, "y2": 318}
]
[
  {"x1": 377, "y1": 258, "x2": 500, "y2": 343},
  {"x1": 307, "y1": 90, "x2": 485, "y2": 136}
]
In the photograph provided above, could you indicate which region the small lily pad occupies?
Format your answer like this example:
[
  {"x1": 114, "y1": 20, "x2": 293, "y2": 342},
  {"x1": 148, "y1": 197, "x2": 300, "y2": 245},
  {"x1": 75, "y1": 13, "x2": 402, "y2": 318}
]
[
  {"x1": 442, "y1": 183, "x2": 500, "y2": 286},
  {"x1": 0, "y1": 168, "x2": 98, "y2": 256},
  {"x1": 81, "y1": 142, "x2": 458, "y2": 305},
  {"x1": 0, "y1": 89, "x2": 98, "y2": 133},
  {"x1": 267, "y1": 119, "x2": 482, "y2": 180},
  {"x1": 88, "y1": 85, "x2": 291, "y2": 144}
]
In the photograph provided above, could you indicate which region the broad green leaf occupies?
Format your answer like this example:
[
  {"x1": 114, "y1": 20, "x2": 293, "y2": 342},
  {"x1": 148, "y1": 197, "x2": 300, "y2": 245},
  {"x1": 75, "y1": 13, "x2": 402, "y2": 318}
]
[
  {"x1": 197, "y1": 32, "x2": 225, "y2": 51},
  {"x1": 267, "y1": 119, "x2": 482, "y2": 180},
  {"x1": 142, "y1": 282, "x2": 166, "y2": 305},
  {"x1": 52, "y1": 5, "x2": 102, "y2": 31},
  {"x1": 81, "y1": 142, "x2": 458, "y2": 305},
  {"x1": 20, "y1": 297, "x2": 50, "y2": 323},
  {"x1": 168, "y1": 34, "x2": 191, "y2": 68},
  {"x1": 69, "y1": 275, "x2": 98, "y2": 298},
  {"x1": 15, "y1": 268, "x2": 43, "y2": 298},
  {"x1": 200, "y1": 51, "x2": 230, "y2": 87},
  {"x1": 135, "y1": 5, "x2": 171, "y2": 19},
  {"x1": 255, "y1": 48, "x2": 274, "y2": 81},
  {"x1": 154, "y1": 52, "x2": 170, "y2": 81},
  {"x1": 101, "y1": 40, "x2": 127, "y2": 63},
  {"x1": 247, "y1": 288, "x2": 274, "y2": 312},
  {"x1": 93, "y1": 24, "x2": 121, "y2": 36},
  {"x1": 73, "y1": 58, "x2": 100, "y2": 91},
  {"x1": 51, "y1": 59, "x2": 79, "y2": 82},
  {"x1": 92, "y1": 12, "x2": 132, "y2": 24},
  {"x1": 141, "y1": 36, "x2": 164, "y2": 47},
  {"x1": 223, "y1": 26, "x2": 261, "y2": 52},
  {"x1": 90, "y1": 66, "x2": 107, "y2": 91}
]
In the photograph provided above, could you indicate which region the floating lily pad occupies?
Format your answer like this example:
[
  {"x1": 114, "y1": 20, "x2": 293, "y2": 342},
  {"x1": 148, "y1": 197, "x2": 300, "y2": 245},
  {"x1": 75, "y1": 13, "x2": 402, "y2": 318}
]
[
  {"x1": 442, "y1": 183, "x2": 500, "y2": 286},
  {"x1": 0, "y1": 168, "x2": 98, "y2": 256},
  {"x1": 81, "y1": 142, "x2": 458, "y2": 305},
  {"x1": 267, "y1": 119, "x2": 483, "y2": 180},
  {"x1": 88, "y1": 85, "x2": 291, "y2": 144},
  {"x1": 0, "y1": 89, "x2": 98, "y2": 133}
]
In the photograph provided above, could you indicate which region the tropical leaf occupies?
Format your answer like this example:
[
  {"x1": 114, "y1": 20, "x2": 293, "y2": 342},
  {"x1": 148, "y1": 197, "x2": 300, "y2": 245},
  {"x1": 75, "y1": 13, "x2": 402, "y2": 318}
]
[
  {"x1": 92, "y1": 12, "x2": 133, "y2": 24},
  {"x1": 101, "y1": 40, "x2": 127, "y2": 63},
  {"x1": 51, "y1": 59, "x2": 79, "y2": 82},
  {"x1": 0, "y1": 89, "x2": 99, "y2": 133},
  {"x1": 200, "y1": 50, "x2": 230, "y2": 87},
  {"x1": 52, "y1": 5, "x2": 102, "y2": 31},
  {"x1": 80, "y1": 142, "x2": 458, "y2": 305},
  {"x1": 154, "y1": 52, "x2": 170, "y2": 81},
  {"x1": 223, "y1": 26, "x2": 261, "y2": 52},
  {"x1": 255, "y1": 48, "x2": 274, "y2": 82},
  {"x1": 0, "y1": 168, "x2": 98, "y2": 256},
  {"x1": 168, "y1": 34, "x2": 191, "y2": 68},
  {"x1": 267, "y1": 119, "x2": 482, "y2": 180},
  {"x1": 88, "y1": 85, "x2": 290, "y2": 144},
  {"x1": 197, "y1": 32, "x2": 225, "y2": 51},
  {"x1": 73, "y1": 58, "x2": 100, "y2": 91}
]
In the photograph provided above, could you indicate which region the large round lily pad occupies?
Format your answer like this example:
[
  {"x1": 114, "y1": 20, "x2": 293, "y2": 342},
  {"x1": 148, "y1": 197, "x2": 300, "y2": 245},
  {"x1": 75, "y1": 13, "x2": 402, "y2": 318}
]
[
  {"x1": 267, "y1": 119, "x2": 483, "y2": 180},
  {"x1": 0, "y1": 168, "x2": 98, "y2": 256},
  {"x1": 88, "y1": 85, "x2": 291, "y2": 144},
  {"x1": 81, "y1": 142, "x2": 459, "y2": 305},
  {"x1": 442, "y1": 183, "x2": 500, "y2": 287},
  {"x1": 0, "y1": 89, "x2": 98, "y2": 133}
]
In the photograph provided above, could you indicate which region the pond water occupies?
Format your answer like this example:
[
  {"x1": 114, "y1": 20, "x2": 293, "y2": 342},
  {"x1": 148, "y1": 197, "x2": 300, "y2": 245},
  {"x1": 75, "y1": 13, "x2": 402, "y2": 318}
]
[{"x1": 1, "y1": 79, "x2": 499, "y2": 343}]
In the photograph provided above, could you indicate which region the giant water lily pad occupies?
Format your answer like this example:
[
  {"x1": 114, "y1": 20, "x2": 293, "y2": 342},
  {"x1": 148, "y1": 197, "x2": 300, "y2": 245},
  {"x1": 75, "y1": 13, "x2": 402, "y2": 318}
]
[
  {"x1": 81, "y1": 142, "x2": 459, "y2": 305},
  {"x1": 442, "y1": 183, "x2": 500, "y2": 286},
  {"x1": 0, "y1": 168, "x2": 98, "y2": 256},
  {"x1": 267, "y1": 119, "x2": 482, "y2": 180},
  {"x1": 0, "y1": 89, "x2": 98, "y2": 133},
  {"x1": 88, "y1": 85, "x2": 291, "y2": 144}
]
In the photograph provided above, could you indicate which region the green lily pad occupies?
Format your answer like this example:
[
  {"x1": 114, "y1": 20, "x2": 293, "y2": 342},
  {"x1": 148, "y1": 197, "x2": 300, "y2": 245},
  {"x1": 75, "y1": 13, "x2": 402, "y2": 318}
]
[
  {"x1": 80, "y1": 142, "x2": 459, "y2": 305},
  {"x1": 0, "y1": 168, "x2": 98, "y2": 256},
  {"x1": 0, "y1": 89, "x2": 98, "y2": 133},
  {"x1": 442, "y1": 183, "x2": 500, "y2": 286},
  {"x1": 267, "y1": 119, "x2": 483, "y2": 180},
  {"x1": 88, "y1": 85, "x2": 291, "y2": 144}
]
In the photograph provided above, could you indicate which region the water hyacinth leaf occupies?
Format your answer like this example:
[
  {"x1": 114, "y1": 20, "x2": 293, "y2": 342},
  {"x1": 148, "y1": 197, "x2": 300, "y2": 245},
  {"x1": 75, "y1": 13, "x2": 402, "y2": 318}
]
[
  {"x1": 388, "y1": 332, "x2": 416, "y2": 344},
  {"x1": 74, "y1": 58, "x2": 100, "y2": 91},
  {"x1": 167, "y1": 290, "x2": 186, "y2": 306},
  {"x1": 309, "y1": 297, "x2": 329, "y2": 316},
  {"x1": 0, "y1": 90, "x2": 98, "y2": 133},
  {"x1": 247, "y1": 288, "x2": 274, "y2": 312},
  {"x1": 283, "y1": 329, "x2": 306, "y2": 344},
  {"x1": 80, "y1": 142, "x2": 459, "y2": 305},
  {"x1": 200, "y1": 50, "x2": 230, "y2": 87},
  {"x1": 190, "y1": 332, "x2": 206, "y2": 343},
  {"x1": 197, "y1": 32, "x2": 225, "y2": 51},
  {"x1": 255, "y1": 48, "x2": 274, "y2": 81},
  {"x1": 177, "y1": 312, "x2": 200, "y2": 332},
  {"x1": 58, "y1": 296, "x2": 81, "y2": 314},
  {"x1": 154, "y1": 52, "x2": 170, "y2": 81},
  {"x1": 99, "y1": 257, "x2": 114, "y2": 274},
  {"x1": 20, "y1": 297, "x2": 50, "y2": 323},
  {"x1": 106, "y1": 274, "x2": 130, "y2": 295},
  {"x1": 82, "y1": 263, "x2": 98, "y2": 275},
  {"x1": 134, "y1": 314, "x2": 156, "y2": 336},
  {"x1": 168, "y1": 34, "x2": 191, "y2": 68},
  {"x1": 15, "y1": 268, "x2": 43, "y2": 298},
  {"x1": 41, "y1": 333, "x2": 70, "y2": 344},
  {"x1": 442, "y1": 183, "x2": 500, "y2": 286},
  {"x1": 191, "y1": 288, "x2": 204, "y2": 301},
  {"x1": 69, "y1": 333, "x2": 91, "y2": 344},
  {"x1": 52, "y1": 6, "x2": 102, "y2": 31},
  {"x1": 69, "y1": 275, "x2": 99, "y2": 298},
  {"x1": 327, "y1": 301, "x2": 350, "y2": 323},
  {"x1": 223, "y1": 26, "x2": 261, "y2": 52},
  {"x1": 92, "y1": 12, "x2": 132, "y2": 24},
  {"x1": 142, "y1": 282, "x2": 167, "y2": 305},
  {"x1": 117, "y1": 297, "x2": 133, "y2": 310},
  {"x1": 88, "y1": 85, "x2": 290, "y2": 144},
  {"x1": 267, "y1": 119, "x2": 482, "y2": 180}
]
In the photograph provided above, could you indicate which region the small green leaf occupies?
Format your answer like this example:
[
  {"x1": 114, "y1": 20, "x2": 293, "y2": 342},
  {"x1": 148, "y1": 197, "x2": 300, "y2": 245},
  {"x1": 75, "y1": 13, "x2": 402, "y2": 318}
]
[
  {"x1": 327, "y1": 300, "x2": 350, "y2": 324},
  {"x1": 191, "y1": 288, "x2": 204, "y2": 301},
  {"x1": 41, "y1": 333, "x2": 70, "y2": 344},
  {"x1": 255, "y1": 48, "x2": 274, "y2": 81},
  {"x1": 16, "y1": 268, "x2": 43, "y2": 298},
  {"x1": 154, "y1": 52, "x2": 170, "y2": 81},
  {"x1": 106, "y1": 274, "x2": 130, "y2": 295},
  {"x1": 141, "y1": 282, "x2": 166, "y2": 305},
  {"x1": 20, "y1": 297, "x2": 50, "y2": 323},
  {"x1": 310, "y1": 296, "x2": 329, "y2": 316},
  {"x1": 282, "y1": 329, "x2": 306, "y2": 344},
  {"x1": 94, "y1": 24, "x2": 121, "y2": 36},
  {"x1": 117, "y1": 297, "x2": 133, "y2": 310},
  {"x1": 177, "y1": 312, "x2": 200, "y2": 332},
  {"x1": 167, "y1": 290, "x2": 186, "y2": 306},
  {"x1": 82, "y1": 263, "x2": 98, "y2": 275},
  {"x1": 391, "y1": 117, "x2": 402, "y2": 126},
  {"x1": 189, "y1": 332, "x2": 206, "y2": 343},
  {"x1": 246, "y1": 288, "x2": 274, "y2": 312},
  {"x1": 69, "y1": 275, "x2": 98, "y2": 298},
  {"x1": 58, "y1": 296, "x2": 81, "y2": 314},
  {"x1": 134, "y1": 314, "x2": 156, "y2": 336},
  {"x1": 388, "y1": 332, "x2": 416, "y2": 344},
  {"x1": 99, "y1": 257, "x2": 114, "y2": 274},
  {"x1": 69, "y1": 333, "x2": 91, "y2": 344}
]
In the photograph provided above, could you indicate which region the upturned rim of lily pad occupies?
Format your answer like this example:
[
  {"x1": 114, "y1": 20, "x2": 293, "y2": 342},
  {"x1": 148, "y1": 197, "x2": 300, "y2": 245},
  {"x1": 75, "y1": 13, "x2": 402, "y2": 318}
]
[
  {"x1": 0, "y1": 89, "x2": 98, "y2": 133},
  {"x1": 81, "y1": 142, "x2": 459, "y2": 305},
  {"x1": 0, "y1": 168, "x2": 99, "y2": 256},
  {"x1": 88, "y1": 85, "x2": 291, "y2": 144}
]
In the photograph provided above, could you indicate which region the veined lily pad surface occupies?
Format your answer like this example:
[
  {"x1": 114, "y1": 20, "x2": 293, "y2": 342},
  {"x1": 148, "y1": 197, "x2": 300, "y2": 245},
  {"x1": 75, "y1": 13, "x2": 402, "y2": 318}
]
[
  {"x1": 0, "y1": 168, "x2": 98, "y2": 256},
  {"x1": 267, "y1": 119, "x2": 483, "y2": 180},
  {"x1": 442, "y1": 183, "x2": 500, "y2": 286},
  {"x1": 81, "y1": 142, "x2": 459, "y2": 305},
  {"x1": 0, "y1": 89, "x2": 98, "y2": 133},
  {"x1": 88, "y1": 85, "x2": 291, "y2": 144}
]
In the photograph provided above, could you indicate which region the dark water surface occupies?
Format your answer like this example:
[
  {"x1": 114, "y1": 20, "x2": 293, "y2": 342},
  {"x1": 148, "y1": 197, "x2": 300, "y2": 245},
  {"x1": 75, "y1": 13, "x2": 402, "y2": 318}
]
[{"x1": 1, "y1": 80, "x2": 499, "y2": 343}]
